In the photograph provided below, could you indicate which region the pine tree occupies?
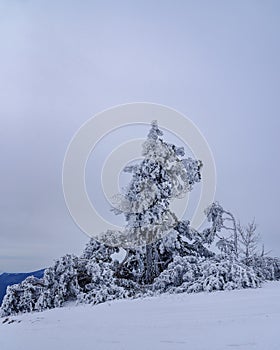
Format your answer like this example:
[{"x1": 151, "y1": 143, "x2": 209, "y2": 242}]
[{"x1": 109, "y1": 121, "x2": 202, "y2": 283}]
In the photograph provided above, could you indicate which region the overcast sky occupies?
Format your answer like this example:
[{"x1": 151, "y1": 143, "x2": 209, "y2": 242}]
[{"x1": 1, "y1": 0, "x2": 280, "y2": 272}]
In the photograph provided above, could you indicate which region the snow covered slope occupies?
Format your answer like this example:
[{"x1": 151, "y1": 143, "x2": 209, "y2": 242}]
[{"x1": 0, "y1": 282, "x2": 279, "y2": 350}]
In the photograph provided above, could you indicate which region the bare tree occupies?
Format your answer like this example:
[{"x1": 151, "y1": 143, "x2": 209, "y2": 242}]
[{"x1": 237, "y1": 220, "x2": 260, "y2": 265}]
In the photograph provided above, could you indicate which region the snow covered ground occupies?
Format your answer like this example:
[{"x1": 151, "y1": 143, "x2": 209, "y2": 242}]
[{"x1": 0, "y1": 282, "x2": 279, "y2": 350}]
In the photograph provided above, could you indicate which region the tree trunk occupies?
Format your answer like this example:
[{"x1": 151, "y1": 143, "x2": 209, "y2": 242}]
[{"x1": 145, "y1": 243, "x2": 159, "y2": 284}]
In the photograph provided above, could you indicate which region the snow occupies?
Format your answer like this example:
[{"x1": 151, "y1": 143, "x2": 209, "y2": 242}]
[{"x1": 0, "y1": 282, "x2": 279, "y2": 350}]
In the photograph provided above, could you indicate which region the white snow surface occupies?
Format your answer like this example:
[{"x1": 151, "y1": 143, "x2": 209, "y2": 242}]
[{"x1": 0, "y1": 282, "x2": 279, "y2": 350}]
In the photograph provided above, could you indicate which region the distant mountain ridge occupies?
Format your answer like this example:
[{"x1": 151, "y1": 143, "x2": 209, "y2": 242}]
[{"x1": 0, "y1": 269, "x2": 45, "y2": 305}]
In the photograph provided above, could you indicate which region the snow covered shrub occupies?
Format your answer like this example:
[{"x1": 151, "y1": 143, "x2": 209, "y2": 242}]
[
  {"x1": 199, "y1": 257, "x2": 261, "y2": 291},
  {"x1": 153, "y1": 255, "x2": 261, "y2": 294},
  {"x1": 1, "y1": 254, "x2": 82, "y2": 316},
  {"x1": 247, "y1": 256, "x2": 280, "y2": 281},
  {"x1": 1, "y1": 276, "x2": 44, "y2": 316},
  {"x1": 152, "y1": 256, "x2": 201, "y2": 293},
  {"x1": 0, "y1": 239, "x2": 138, "y2": 316},
  {"x1": 36, "y1": 254, "x2": 81, "y2": 310},
  {"x1": 77, "y1": 238, "x2": 140, "y2": 304},
  {"x1": 77, "y1": 260, "x2": 130, "y2": 305}
]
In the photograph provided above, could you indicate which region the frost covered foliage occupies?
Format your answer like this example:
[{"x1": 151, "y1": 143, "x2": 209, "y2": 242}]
[
  {"x1": 81, "y1": 237, "x2": 118, "y2": 262},
  {"x1": 245, "y1": 256, "x2": 280, "y2": 281},
  {"x1": 153, "y1": 255, "x2": 261, "y2": 294},
  {"x1": 1, "y1": 240, "x2": 133, "y2": 316},
  {"x1": 115, "y1": 224, "x2": 214, "y2": 285},
  {"x1": 76, "y1": 239, "x2": 133, "y2": 304},
  {"x1": 203, "y1": 202, "x2": 238, "y2": 256},
  {"x1": 77, "y1": 260, "x2": 129, "y2": 305},
  {"x1": 36, "y1": 254, "x2": 81, "y2": 310},
  {"x1": 1, "y1": 276, "x2": 44, "y2": 316},
  {"x1": 111, "y1": 120, "x2": 202, "y2": 247},
  {"x1": 1, "y1": 254, "x2": 81, "y2": 316}
]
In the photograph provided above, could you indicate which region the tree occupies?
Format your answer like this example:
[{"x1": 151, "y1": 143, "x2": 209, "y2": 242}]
[
  {"x1": 110, "y1": 121, "x2": 203, "y2": 283},
  {"x1": 204, "y1": 202, "x2": 238, "y2": 257},
  {"x1": 237, "y1": 220, "x2": 260, "y2": 265}
]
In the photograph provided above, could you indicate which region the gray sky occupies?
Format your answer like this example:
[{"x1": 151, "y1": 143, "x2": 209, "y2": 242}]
[{"x1": 0, "y1": 0, "x2": 280, "y2": 272}]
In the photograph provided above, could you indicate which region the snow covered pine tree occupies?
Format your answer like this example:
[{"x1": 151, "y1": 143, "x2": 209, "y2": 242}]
[{"x1": 104, "y1": 120, "x2": 203, "y2": 283}]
